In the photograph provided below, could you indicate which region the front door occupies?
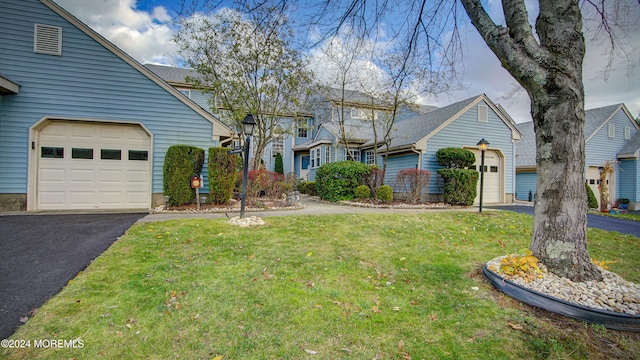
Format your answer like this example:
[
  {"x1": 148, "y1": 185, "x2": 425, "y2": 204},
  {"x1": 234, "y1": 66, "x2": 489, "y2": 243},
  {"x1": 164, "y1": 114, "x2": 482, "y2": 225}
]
[{"x1": 300, "y1": 155, "x2": 310, "y2": 181}]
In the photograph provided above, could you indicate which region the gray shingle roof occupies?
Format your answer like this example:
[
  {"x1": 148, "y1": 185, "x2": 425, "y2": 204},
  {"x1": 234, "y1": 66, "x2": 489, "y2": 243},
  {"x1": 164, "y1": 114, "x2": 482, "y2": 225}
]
[
  {"x1": 382, "y1": 95, "x2": 480, "y2": 149},
  {"x1": 618, "y1": 131, "x2": 640, "y2": 158},
  {"x1": 516, "y1": 103, "x2": 631, "y2": 167},
  {"x1": 584, "y1": 103, "x2": 623, "y2": 139},
  {"x1": 322, "y1": 122, "x2": 376, "y2": 143},
  {"x1": 144, "y1": 64, "x2": 200, "y2": 84},
  {"x1": 515, "y1": 122, "x2": 536, "y2": 167}
]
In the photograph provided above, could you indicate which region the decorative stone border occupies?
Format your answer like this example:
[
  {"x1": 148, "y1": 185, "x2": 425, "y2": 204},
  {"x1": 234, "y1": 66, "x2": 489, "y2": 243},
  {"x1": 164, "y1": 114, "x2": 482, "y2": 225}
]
[{"x1": 483, "y1": 264, "x2": 640, "y2": 332}]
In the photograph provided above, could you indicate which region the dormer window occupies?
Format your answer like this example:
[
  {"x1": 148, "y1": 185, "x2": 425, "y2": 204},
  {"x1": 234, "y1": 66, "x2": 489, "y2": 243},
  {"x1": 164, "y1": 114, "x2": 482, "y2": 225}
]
[{"x1": 34, "y1": 24, "x2": 62, "y2": 55}]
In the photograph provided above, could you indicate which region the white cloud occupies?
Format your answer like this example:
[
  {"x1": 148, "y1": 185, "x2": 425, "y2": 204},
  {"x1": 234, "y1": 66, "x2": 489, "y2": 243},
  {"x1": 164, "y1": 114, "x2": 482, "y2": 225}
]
[{"x1": 55, "y1": 0, "x2": 179, "y2": 65}]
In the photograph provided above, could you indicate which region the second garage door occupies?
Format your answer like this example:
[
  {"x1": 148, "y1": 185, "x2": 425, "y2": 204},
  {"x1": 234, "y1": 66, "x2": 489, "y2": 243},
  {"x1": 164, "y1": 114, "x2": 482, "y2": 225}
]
[
  {"x1": 470, "y1": 149, "x2": 501, "y2": 204},
  {"x1": 37, "y1": 121, "x2": 151, "y2": 210}
]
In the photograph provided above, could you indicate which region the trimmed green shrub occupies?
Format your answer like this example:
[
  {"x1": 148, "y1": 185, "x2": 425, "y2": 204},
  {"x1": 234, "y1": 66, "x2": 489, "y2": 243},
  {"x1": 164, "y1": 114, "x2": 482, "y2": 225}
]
[
  {"x1": 376, "y1": 185, "x2": 393, "y2": 203},
  {"x1": 315, "y1": 161, "x2": 372, "y2": 202},
  {"x1": 437, "y1": 169, "x2": 479, "y2": 206},
  {"x1": 586, "y1": 181, "x2": 598, "y2": 209},
  {"x1": 354, "y1": 185, "x2": 371, "y2": 200},
  {"x1": 274, "y1": 152, "x2": 284, "y2": 174},
  {"x1": 163, "y1": 145, "x2": 205, "y2": 206},
  {"x1": 436, "y1": 147, "x2": 476, "y2": 169},
  {"x1": 208, "y1": 147, "x2": 238, "y2": 204},
  {"x1": 298, "y1": 181, "x2": 316, "y2": 196}
]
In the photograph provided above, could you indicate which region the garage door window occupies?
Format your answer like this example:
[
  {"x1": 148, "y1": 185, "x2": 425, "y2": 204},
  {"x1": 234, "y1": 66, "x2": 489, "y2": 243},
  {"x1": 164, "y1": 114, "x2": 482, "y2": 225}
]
[
  {"x1": 101, "y1": 149, "x2": 121, "y2": 160},
  {"x1": 128, "y1": 150, "x2": 148, "y2": 161},
  {"x1": 490, "y1": 166, "x2": 498, "y2": 172},
  {"x1": 72, "y1": 148, "x2": 93, "y2": 159},
  {"x1": 41, "y1": 146, "x2": 63, "y2": 158}
]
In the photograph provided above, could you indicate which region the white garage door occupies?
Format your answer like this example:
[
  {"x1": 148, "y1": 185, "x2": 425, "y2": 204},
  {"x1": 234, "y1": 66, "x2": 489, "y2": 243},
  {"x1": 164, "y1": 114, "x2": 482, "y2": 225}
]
[
  {"x1": 37, "y1": 121, "x2": 151, "y2": 210},
  {"x1": 470, "y1": 149, "x2": 501, "y2": 204}
]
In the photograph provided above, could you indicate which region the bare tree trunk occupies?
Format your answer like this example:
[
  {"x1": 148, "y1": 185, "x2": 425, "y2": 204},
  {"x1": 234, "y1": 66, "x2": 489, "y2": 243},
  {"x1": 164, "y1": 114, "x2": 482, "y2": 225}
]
[{"x1": 462, "y1": 0, "x2": 601, "y2": 281}]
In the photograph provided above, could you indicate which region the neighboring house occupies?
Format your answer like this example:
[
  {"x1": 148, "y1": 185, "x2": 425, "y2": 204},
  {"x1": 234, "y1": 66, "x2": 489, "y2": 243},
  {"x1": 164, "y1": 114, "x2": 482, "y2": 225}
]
[
  {"x1": 291, "y1": 88, "x2": 430, "y2": 181},
  {"x1": 0, "y1": 0, "x2": 232, "y2": 211},
  {"x1": 515, "y1": 103, "x2": 640, "y2": 210},
  {"x1": 299, "y1": 94, "x2": 521, "y2": 204}
]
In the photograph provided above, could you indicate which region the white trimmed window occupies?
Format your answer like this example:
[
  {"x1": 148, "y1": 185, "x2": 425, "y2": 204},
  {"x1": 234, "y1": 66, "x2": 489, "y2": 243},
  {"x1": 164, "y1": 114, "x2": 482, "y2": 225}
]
[
  {"x1": 608, "y1": 123, "x2": 615, "y2": 138},
  {"x1": 271, "y1": 137, "x2": 283, "y2": 156},
  {"x1": 297, "y1": 119, "x2": 309, "y2": 138},
  {"x1": 365, "y1": 150, "x2": 375, "y2": 165},
  {"x1": 478, "y1": 104, "x2": 488, "y2": 123},
  {"x1": 34, "y1": 24, "x2": 62, "y2": 55},
  {"x1": 348, "y1": 148, "x2": 361, "y2": 161},
  {"x1": 324, "y1": 146, "x2": 331, "y2": 165},
  {"x1": 624, "y1": 126, "x2": 631, "y2": 140}
]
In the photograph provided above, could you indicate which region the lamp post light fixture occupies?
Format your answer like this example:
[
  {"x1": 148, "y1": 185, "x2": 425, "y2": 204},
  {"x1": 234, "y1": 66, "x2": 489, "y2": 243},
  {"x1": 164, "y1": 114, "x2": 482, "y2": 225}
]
[
  {"x1": 477, "y1": 138, "x2": 489, "y2": 213},
  {"x1": 240, "y1": 114, "x2": 256, "y2": 219}
]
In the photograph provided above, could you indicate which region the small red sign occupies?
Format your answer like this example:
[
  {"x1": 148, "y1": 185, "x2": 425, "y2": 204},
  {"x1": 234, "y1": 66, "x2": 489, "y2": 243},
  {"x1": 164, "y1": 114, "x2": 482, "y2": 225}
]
[{"x1": 190, "y1": 176, "x2": 201, "y2": 189}]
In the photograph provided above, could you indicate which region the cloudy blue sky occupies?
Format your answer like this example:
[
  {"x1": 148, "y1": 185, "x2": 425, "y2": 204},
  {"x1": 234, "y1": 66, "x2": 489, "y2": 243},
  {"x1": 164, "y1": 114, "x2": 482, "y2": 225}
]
[{"x1": 54, "y1": 0, "x2": 640, "y2": 123}]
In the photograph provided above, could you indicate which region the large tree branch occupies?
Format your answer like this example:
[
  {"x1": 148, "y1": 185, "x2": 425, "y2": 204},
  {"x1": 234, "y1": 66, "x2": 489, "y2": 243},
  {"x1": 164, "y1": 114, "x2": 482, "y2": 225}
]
[
  {"x1": 460, "y1": 0, "x2": 549, "y2": 95},
  {"x1": 502, "y1": 0, "x2": 539, "y2": 51}
]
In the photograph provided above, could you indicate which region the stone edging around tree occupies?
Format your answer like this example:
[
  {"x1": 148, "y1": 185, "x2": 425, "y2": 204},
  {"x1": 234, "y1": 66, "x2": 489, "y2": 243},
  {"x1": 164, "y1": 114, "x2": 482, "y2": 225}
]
[{"x1": 483, "y1": 263, "x2": 640, "y2": 332}]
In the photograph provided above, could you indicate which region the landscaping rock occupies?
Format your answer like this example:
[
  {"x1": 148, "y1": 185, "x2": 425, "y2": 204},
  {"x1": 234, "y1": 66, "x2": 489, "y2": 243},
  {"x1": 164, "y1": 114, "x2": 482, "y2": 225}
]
[{"x1": 486, "y1": 256, "x2": 640, "y2": 315}]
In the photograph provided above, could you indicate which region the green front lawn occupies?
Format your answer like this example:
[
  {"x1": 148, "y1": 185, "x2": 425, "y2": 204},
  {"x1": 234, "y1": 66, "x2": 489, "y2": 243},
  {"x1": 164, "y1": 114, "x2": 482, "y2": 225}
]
[{"x1": 3, "y1": 212, "x2": 639, "y2": 359}]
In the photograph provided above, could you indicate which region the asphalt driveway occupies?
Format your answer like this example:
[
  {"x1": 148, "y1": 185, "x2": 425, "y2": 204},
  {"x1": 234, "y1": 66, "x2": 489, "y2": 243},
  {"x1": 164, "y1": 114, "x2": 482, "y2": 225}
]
[
  {"x1": 488, "y1": 205, "x2": 640, "y2": 238},
  {"x1": 0, "y1": 213, "x2": 146, "y2": 339}
]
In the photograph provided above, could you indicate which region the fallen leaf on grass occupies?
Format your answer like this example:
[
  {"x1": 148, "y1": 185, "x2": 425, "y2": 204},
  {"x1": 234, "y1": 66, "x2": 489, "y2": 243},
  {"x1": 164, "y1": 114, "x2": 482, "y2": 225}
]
[
  {"x1": 304, "y1": 349, "x2": 318, "y2": 354},
  {"x1": 19, "y1": 316, "x2": 28, "y2": 323},
  {"x1": 507, "y1": 322, "x2": 524, "y2": 330},
  {"x1": 212, "y1": 356, "x2": 223, "y2": 360}
]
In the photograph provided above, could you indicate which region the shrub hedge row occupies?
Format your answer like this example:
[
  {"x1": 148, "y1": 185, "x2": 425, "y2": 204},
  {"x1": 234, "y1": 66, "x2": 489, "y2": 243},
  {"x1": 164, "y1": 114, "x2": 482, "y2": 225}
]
[
  {"x1": 163, "y1": 145, "x2": 205, "y2": 206},
  {"x1": 315, "y1": 161, "x2": 372, "y2": 202},
  {"x1": 208, "y1": 147, "x2": 238, "y2": 204}
]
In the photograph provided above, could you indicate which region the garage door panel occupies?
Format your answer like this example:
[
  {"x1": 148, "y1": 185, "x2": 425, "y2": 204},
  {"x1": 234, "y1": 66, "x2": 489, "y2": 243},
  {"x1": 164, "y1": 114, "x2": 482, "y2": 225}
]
[
  {"x1": 98, "y1": 192, "x2": 125, "y2": 204},
  {"x1": 39, "y1": 192, "x2": 65, "y2": 205},
  {"x1": 37, "y1": 121, "x2": 151, "y2": 210},
  {"x1": 127, "y1": 170, "x2": 149, "y2": 182},
  {"x1": 40, "y1": 168, "x2": 65, "y2": 182},
  {"x1": 70, "y1": 192, "x2": 95, "y2": 205},
  {"x1": 99, "y1": 171, "x2": 125, "y2": 184},
  {"x1": 70, "y1": 169, "x2": 95, "y2": 182}
]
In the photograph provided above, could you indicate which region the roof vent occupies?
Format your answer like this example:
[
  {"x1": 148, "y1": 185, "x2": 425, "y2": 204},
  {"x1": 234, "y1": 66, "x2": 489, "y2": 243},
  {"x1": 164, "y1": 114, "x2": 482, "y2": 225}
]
[{"x1": 34, "y1": 24, "x2": 62, "y2": 55}]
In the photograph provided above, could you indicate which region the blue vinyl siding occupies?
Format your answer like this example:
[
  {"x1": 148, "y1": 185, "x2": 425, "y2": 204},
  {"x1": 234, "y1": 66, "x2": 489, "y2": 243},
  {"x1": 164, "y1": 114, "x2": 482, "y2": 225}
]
[
  {"x1": 384, "y1": 154, "x2": 419, "y2": 191},
  {"x1": 0, "y1": 0, "x2": 224, "y2": 195},
  {"x1": 585, "y1": 109, "x2": 638, "y2": 167},
  {"x1": 619, "y1": 159, "x2": 639, "y2": 203},
  {"x1": 424, "y1": 100, "x2": 516, "y2": 195},
  {"x1": 515, "y1": 172, "x2": 537, "y2": 201}
]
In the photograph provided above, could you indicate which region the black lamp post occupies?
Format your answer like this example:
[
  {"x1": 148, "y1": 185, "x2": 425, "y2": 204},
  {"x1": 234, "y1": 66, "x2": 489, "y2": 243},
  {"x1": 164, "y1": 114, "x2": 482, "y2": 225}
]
[
  {"x1": 477, "y1": 138, "x2": 489, "y2": 213},
  {"x1": 240, "y1": 114, "x2": 256, "y2": 218}
]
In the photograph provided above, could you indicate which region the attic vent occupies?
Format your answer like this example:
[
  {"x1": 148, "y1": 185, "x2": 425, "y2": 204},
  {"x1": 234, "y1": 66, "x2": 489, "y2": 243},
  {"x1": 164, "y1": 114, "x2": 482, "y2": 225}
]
[
  {"x1": 34, "y1": 24, "x2": 62, "y2": 55},
  {"x1": 478, "y1": 104, "x2": 488, "y2": 123}
]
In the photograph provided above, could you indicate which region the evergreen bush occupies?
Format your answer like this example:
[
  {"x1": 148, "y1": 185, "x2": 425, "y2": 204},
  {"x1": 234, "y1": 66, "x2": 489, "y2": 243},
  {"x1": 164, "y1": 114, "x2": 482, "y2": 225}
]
[
  {"x1": 274, "y1": 152, "x2": 284, "y2": 174},
  {"x1": 436, "y1": 148, "x2": 476, "y2": 169},
  {"x1": 315, "y1": 161, "x2": 371, "y2": 202},
  {"x1": 354, "y1": 185, "x2": 371, "y2": 200},
  {"x1": 163, "y1": 145, "x2": 205, "y2": 206},
  {"x1": 376, "y1": 185, "x2": 393, "y2": 203},
  {"x1": 437, "y1": 169, "x2": 479, "y2": 206},
  {"x1": 208, "y1": 147, "x2": 238, "y2": 204},
  {"x1": 586, "y1": 181, "x2": 598, "y2": 209}
]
